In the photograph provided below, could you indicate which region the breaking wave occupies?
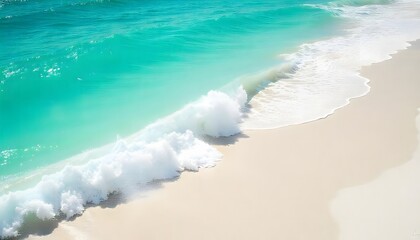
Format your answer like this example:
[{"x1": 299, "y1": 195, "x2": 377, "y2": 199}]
[
  {"x1": 2, "y1": 0, "x2": 420, "y2": 238},
  {"x1": 0, "y1": 88, "x2": 247, "y2": 238}
]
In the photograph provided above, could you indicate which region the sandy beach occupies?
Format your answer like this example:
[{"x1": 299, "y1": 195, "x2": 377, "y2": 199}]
[{"x1": 26, "y1": 41, "x2": 420, "y2": 240}]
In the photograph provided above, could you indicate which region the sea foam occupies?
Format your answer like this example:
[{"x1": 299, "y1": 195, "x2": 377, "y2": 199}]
[
  {"x1": 242, "y1": 0, "x2": 420, "y2": 129},
  {"x1": 2, "y1": 0, "x2": 420, "y2": 238},
  {"x1": 0, "y1": 88, "x2": 246, "y2": 238}
]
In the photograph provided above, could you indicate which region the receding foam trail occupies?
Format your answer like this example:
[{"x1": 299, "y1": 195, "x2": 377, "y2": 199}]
[
  {"x1": 242, "y1": 0, "x2": 420, "y2": 129},
  {"x1": 0, "y1": 88, "x2": 247, "y2": 238}
]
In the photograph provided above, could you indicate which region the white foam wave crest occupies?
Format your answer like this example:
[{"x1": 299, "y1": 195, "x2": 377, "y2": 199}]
[
  {"x1": 0, "y1": 88, "x2": 247, "y2": 238},
  {"x1": 334, "y1": 0, "x2": 394, "y2": 6},
  {"x1": 243, "y1": 0, "x2": 420, "y2": 129}
]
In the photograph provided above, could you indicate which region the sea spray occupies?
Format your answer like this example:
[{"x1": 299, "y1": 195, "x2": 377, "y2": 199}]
[{"x1": 0, "y1": 88, "x2": 246, "y2": 238}]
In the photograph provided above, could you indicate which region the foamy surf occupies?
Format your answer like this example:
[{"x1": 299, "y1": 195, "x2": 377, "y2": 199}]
[
  {"x1": 0, "y1": 88, "x2": 246, "y2": 238},
  {"x1": 1, "y1": 0, "x2": 420, "y2": 238},
  {"x1": 242, "y1": 0, "x2": 420, "y2": 129}
]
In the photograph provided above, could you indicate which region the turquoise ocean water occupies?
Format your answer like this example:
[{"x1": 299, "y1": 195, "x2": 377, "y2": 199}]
[
  {"x1": 3, "y1": 0, "x2": 420, "y2": 237},
  {"x1": 1, "y1": 0, "x2": 340, "y2": 178}
]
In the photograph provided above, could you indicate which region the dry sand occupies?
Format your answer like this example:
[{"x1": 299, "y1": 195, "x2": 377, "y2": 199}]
[{"x1": 27, "y1": 41, "x2": 420, "y2": 240}]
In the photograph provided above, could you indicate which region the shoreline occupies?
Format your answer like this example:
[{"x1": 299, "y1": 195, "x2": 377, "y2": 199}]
[{"x1": 26, "y1": 41, "x2": 420, "y2": 240}]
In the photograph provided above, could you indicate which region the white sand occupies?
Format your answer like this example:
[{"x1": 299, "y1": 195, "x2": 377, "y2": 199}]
[{"x1": 27, "y1": 41, "x2": 420, "y2": 240}]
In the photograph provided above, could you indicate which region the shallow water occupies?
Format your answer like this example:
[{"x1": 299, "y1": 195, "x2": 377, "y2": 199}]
[
  {"x1": 1, "y1": 0, "x2": 340, "y2": 178},
  {"x1": 1, "y1": 0, "x2": 420, "y2": 237}
]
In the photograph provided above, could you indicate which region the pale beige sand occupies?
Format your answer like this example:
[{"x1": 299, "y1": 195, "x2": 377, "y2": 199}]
[
  {"x1": 28, "y1": 41, "x2": 420, "y2": 240},
  {"x1": 330, "y1": 50, "x2": 420, "y2": 238},
  {"x1": 331, "y1": 113, "x2": 420, "y2": 240}
]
